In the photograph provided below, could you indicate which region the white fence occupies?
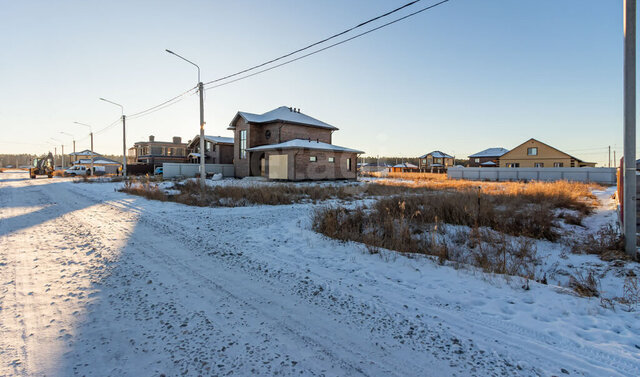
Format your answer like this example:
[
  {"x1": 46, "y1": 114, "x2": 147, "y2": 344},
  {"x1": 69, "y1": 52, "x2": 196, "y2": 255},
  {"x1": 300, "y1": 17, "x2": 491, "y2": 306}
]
[
  {"x1": 447, "y1": 167, "x2": 617, "y2": 185},
  {"x1": 162, "y1": 163, "x2": 235, "y2": 179}
]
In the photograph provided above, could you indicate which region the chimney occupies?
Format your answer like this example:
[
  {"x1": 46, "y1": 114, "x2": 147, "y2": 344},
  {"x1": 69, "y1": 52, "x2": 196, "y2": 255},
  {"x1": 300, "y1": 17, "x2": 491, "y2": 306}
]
[
  {"x1": 149, "y1": 135, "x2": 155, "y2": 142},
  {"x1": 172, "y1": 136, "x2": 181, "y2": 144},
  {"x1": 289, "y1": 107, "x2": 293, "y2": 112}
]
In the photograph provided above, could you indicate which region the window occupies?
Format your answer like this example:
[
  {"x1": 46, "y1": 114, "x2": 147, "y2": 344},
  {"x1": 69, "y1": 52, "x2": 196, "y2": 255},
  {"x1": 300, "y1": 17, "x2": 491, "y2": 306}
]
[
  {"x1": 527, "y1": 147, "x2": 538, "y2": 156},
  {"x1": 506, "y1": 163, "x2": 520, "y2": 168},
  {"x1": 554, "y1": 162, "x2": 563, "y2": 167},
  {"x1": 239, "y1": 130, "x2": 247, "y2": 159},
  {"x1": 347, "y1": 158, "x2": 352, "y2": 171},
  {"x1": 534, "y1": 162, "x2": 544, "y2": 168},
  {"x1": 328, "y1": 157, "x2": 335, "y2": 163},
  {"x1": 422, "y1": 159, "x2": 427, "y2": 164},
  {"x1": 310, "y1": 156, "x2": 317, "y2": 162},
  {"x1": 474, "y1": 158, "x2": 480, "y2": 163}
]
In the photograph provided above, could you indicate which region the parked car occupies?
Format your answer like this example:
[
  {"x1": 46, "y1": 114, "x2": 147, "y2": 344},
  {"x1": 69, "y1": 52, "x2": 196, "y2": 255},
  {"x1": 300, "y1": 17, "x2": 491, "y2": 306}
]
[
  {"x1": 64, "y1": 165, "x2": 90, "y2": 176},
  {"x1": 154, "y1": 167, "x2": 163, "y2": 175}
]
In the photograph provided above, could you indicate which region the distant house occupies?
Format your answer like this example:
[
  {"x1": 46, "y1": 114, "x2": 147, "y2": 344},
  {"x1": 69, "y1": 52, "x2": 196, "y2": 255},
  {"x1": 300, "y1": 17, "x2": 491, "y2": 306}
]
[
  {"x1": 69, "y1": 149, "x2": 100, "y2": 163},
  {"x1": 360, "y1": 162, "x2": 392, "y2": 173},
  {"x1": 187, "y1": 135, "x2": 234, "y2": 164},
  {"x1": 228, "y1": 106, "x2": 363, "y2": 180},
  {"x1": 128, "y1": 136, "x2": 188, "y2": 166},
  {"x1": 418, "y1": 151, "x2": 454, "y2": 172},
  {"x1": 73, "y1": 157, "x2": 122, "y2": 174},
  {"x1": 392, "y1": 162, "x2": 419, "y2": 173},
  {"x1": 468, "y1": 147, "x2": 509, "y2": 167},
  {"x1": 499, "y1": 138, "x2": 596, "y2": 168}
]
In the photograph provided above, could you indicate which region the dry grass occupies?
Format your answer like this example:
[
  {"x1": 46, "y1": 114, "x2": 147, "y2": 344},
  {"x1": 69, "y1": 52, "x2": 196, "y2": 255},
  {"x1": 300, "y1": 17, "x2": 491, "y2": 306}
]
[
  {"x1": 51, "y1": 170, "x2": 65, "y2": 177},
  {"x1": 568, "y1": 271, "x2": 600, "y2": 297},
  {"x1": 570, "y1": 224, "x2": 627, "y2": 262},
  {"x1": 365, "y1": 172, "x2": 447, "y2": 181}
]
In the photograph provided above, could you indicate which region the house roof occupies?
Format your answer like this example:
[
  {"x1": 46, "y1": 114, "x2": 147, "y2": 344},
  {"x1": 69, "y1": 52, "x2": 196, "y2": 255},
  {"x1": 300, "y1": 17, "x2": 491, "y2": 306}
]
[
  {"x1": 245, "y1": 139, "x2": 363, "y2": 154},
  {"x1": 468, "y1": 147, "x2": 509, "y2": 158},
  {"x1": 228, "y1": 106, "x2": 338, "y2": 130},
  {"x1": 188, "y1": 135, "x2": 234, "y2": 148},
  {"x1": 69, "y1": 149, "x2": 102, "y2": 156},
  {"x1": 501, "y1": 138, "x2": 593, "y2": 164},
  {"x1": 419, "y1": 151, "x2": 453, "y2": 159},
  {"x1": 74, "y1": 157, "x2": 121, "y2": 165},
  {"x1": 393, "y1": 162, "x2": 418, "y2": 168},
  {"x1": 480, "y1": 161, "x2": 497, "y2": 166}
]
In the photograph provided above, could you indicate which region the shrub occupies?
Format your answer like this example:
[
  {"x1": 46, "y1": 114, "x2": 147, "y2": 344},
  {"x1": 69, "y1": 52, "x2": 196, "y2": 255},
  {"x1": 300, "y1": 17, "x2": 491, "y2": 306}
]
[
  {"x1": 570, "y1": 224, "x2": 627, "y2": 262},
  {"x1": 568, "y1": 271, "x2": 600, "y2": 297}
]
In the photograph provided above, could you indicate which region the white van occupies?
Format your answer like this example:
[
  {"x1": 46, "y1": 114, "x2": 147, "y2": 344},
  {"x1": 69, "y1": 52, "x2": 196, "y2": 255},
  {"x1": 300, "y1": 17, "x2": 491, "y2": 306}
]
[{"x1": 64, "y1": 165, "x2": 89, "y2": 176}]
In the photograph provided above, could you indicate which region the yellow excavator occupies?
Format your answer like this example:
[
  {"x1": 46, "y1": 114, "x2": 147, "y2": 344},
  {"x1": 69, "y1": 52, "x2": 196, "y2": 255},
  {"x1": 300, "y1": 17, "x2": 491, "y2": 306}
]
[{"x1": 29, "y1": 152, "x2": 55, "y2": 179}]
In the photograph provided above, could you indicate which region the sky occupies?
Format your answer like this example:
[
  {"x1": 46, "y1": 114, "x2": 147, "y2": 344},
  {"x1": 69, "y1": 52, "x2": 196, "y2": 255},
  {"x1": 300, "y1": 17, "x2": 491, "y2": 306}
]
[{"x1": 0, "y1": 0, "x2": 631, "y2": 166}]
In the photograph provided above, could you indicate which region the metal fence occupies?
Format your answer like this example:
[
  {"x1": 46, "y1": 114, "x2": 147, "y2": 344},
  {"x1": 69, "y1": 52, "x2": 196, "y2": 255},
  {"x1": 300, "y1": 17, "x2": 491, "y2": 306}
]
[
  {"x1": 162, "y1": 163, "x2": 235, "y2": 179},
  {"x1": 447, "y1": 167, "x2": 617, "y2": 185}
]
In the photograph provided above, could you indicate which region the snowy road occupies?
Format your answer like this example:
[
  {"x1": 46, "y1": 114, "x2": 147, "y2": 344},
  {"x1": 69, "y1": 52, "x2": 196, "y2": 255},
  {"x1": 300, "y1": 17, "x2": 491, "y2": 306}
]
[{"x1": 1, "y1": 171, "x2": 639, "y2": 377}]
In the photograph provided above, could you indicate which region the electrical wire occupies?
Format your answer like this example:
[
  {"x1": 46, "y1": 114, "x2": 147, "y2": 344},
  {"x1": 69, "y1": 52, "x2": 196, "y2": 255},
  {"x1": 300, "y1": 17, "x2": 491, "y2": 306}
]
[
  {"x1": 203, "y1": 0, "x2": 425, "y2": 86},
  {"x1": 127, "y1": 85, "x2": 198, "y2": 119},
  {"x1": 204, "y1": 0, "x2": 450, "y2": 91}
]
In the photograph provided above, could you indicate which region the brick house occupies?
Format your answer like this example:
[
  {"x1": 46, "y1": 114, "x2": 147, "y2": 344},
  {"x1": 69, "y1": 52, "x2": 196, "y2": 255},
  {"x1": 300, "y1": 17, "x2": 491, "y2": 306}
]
[
  {"x1": 499, "y1": 138, "x2": 596, "y2": 168},
  {"x1": 418, "y1": 151, "x2": 454, "y2": 172},
  {"x1": 228, "y1": 106, "x2": 363, "y2": 180},
  {"x1": 468, "y1": 147, "x2": 509, "y2": 167},
  {"x1": 128, "y1": 136, "x2": 188, "y2": 166},
  {"x1": 187, "y1": 135, "x2": 234, "y2": 164}
]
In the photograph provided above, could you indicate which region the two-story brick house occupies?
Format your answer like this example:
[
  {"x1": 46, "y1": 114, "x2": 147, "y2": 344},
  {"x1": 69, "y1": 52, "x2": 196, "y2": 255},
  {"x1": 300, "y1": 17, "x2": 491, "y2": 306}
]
[
  {"x1": 227, "y1": 106, "x2": 363, "y2": 180},
  {"x1": 418, "y1": 151, "x2": 454, "y2": 172},
  {"x1": 186, "y1": 135, "x2": 234, "y2": 164},
  {"x1": 127, "y1": 136, "x2": 188, "y2": 166}
]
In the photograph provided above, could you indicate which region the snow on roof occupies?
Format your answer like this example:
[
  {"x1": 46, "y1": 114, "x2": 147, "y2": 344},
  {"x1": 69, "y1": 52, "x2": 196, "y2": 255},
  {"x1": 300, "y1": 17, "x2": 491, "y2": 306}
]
[
  {"x1": 419, "y1": 151, "x2": 453, "y2": 159},
  {"x1": 204, "y1": 135, "x2": 234, "y2": 144},
  {"x1": 188, "y1": 152, "x2": 201, "y2": 158},
  {"x1": 230, "y1": 106, "x2": 338, "y2": 130},
  {"x1": 246, "y1": 139, "x2": 363, "y2": 154},
  {"x1": 69, "y1": 149, "x2": 102, "y2": 156},
  {"x1": 74, "y1": 157, "x2": 121, "y2": 165},
  {"x1": 480, "y1": 161, "x2": 497, "y2": 166},
  {"x1": 468, "y1": 147, "x2": 509, "y2": 158},
  {"x1": 393, "y1": 162, "x2": 418, "y2": 168}
]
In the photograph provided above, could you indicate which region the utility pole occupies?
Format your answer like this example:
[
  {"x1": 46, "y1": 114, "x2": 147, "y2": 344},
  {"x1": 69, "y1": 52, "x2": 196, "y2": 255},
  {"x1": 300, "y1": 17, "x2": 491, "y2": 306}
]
[
  {"x1": 74, "y1": 122, "x2": 94, "y2": 176},
  {"x1": 609, "y1": 145, "x2": 611, "y2": 167},
  {"x1": 122, "y1": 114, "x2": 127, "y2": 177},
  {"x1": 199, "y1": 81, "x2": 205, "y2": 190},
  {"x1": 99, "y1": 98, "x2": 126, "y2": 177},
  {"x1": 166, "y1": 49, "x2": 206, "y2": 190},
  {"x1": 624, "y1": 0, "x2": 637, "y2": 258}
]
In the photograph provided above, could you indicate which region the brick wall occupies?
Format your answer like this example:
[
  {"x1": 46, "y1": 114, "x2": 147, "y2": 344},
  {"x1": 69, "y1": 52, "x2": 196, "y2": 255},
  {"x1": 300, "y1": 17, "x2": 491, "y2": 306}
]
[{"x1": 263, "y1": 149, "x2": 357, "y2": 180}]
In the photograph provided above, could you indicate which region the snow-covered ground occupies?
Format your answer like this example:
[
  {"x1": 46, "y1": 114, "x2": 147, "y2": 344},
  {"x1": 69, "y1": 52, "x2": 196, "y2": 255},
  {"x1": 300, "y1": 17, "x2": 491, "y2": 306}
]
[{"x1": 1, "y1": 170, "x2": 639, "y2": 377}]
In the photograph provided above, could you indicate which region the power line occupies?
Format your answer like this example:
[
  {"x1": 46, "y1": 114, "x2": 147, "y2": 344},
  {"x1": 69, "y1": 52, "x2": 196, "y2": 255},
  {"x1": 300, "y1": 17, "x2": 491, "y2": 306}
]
[
  {"x1": 204, "y1": 0, "x2": 450, "y2": 91},
  {"x1": 203, "y1": 0, "x2": 425, "y2": 86},
  {"x1": 127, "y1": 86, "x2": 198, "y2": 119}
]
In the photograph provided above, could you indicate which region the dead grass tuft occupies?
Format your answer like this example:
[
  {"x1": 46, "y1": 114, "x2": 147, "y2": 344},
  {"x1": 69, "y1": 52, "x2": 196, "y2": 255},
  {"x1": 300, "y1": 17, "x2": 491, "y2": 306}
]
[
  {"x1": 568, "y1": 270, "x2": 600, "y2": 297},
  {"x1": 570, "y1": 224, "x2": 628, "y2": 262}
]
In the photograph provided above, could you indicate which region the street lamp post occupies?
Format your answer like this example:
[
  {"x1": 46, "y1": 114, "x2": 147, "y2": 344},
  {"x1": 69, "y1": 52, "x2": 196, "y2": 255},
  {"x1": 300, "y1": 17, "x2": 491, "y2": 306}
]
[
  {"x1": 99, "y1": 98, "x2": 126, "y2": 177},
  {"x1": 60, "y1": 132, "x2": 75, "y2": 164},
  {"x1": 74, "y1": 122, "x2": 94, "y2": 176},
  {"x1": 166, "y1": 49, "x2": 206, "y2": 190}
]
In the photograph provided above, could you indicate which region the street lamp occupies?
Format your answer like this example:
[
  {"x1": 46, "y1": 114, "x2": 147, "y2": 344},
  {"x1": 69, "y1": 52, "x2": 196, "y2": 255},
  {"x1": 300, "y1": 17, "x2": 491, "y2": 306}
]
[
  {"x1": 166, "y1": 48, "x2": 206, "y2": 189},
  {"x1": 50, "y1": 137, "x2": 64, "y2": 168},
  {"x1": 60, "y1": 132, "x2": 75, "y2": 164},
  {"x1": 99, "y1": 97, "x2": 127, "y2": 177},
  {"x1": 74, "y1": 122, "x2": 94, "y2": 175}
]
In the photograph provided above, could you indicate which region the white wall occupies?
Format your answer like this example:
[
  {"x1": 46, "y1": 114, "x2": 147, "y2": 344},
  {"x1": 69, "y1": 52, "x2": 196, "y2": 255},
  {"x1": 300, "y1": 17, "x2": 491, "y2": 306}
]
[
  {"x1": 162, "y1": 163, "x2": 234, "y2": 179},
  {"x1": 447, "y1": 167, "x2": 616, "y2": 185}
]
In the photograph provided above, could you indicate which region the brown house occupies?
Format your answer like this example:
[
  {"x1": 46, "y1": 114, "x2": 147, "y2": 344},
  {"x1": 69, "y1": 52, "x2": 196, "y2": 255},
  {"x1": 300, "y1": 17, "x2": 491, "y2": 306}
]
[
  {"x1": 228, "y1": 106, "x2": 363, "y2": 180},
  {"x1": 187, "y1": 135, "x2": 234, "y2": 164},
  {"x1": 128, "y1": 136, "x2": 187, "y2": 166},
  {"x1": 418, "y1": 151, "x2": 454, "y2": 172},
  {"x1": 499, "y1": 138, "x2": 596, "y2": 168},
  {"x1": 468, "y1": 147, "x2": 509, "y2": 167}
]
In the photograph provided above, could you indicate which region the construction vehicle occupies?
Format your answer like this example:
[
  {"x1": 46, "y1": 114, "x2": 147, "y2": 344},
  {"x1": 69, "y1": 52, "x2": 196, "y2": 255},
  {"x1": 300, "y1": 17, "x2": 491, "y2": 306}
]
[{"x1": 29, "y1": 153, "x2": 55, "y2": 179}]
